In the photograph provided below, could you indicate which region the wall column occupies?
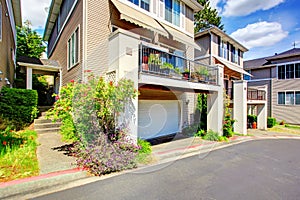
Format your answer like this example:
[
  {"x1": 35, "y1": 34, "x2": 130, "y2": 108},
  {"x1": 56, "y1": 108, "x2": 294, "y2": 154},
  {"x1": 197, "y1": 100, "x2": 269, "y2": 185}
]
[
  {"x1": 233, "y1": 80, "x2": 247, "y2": 135},
  {"x1": 257, "y1": 104, "x2": 267, "y2": 130},
  {"x1": 207, "y1": 64, "x2": 224, "y2": 135},
  {"x1": 26, "y1": 67, "x2": 33, "y2": 89}
]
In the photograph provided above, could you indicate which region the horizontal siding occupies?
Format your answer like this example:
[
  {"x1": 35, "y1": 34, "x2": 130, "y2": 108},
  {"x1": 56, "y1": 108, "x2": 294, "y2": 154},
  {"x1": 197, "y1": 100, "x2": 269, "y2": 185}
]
[
  {"x1": 49, "y1": 0, "x2": 83, "y2": 85},
  {"x1": 85, "y1": 0, "x2": 111, "y2": 79},
  {"x1": 251, "y1": 67, "x2": 272, "y2": 79},
  {"x1": 248, "y1": 80, "x2": 271, "y2": 116},
  {"x1": 272, "y1": 79, "x2": 300, "y2": 124}
]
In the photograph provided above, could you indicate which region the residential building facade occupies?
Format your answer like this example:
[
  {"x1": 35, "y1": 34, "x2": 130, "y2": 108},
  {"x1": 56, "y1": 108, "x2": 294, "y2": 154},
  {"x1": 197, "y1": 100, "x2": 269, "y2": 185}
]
[
  {"x1": 43, "y1": 0, "x2": 224, "y2": 139},
  {"x1": 195, "y1": 26, "x2": 267, "y2": 133},
  {"x1": 0, "y1": 0, "x2": 21, "y2": 88},
  {"x1": 244, "y1": 48, "x2": 300, "y2": 125}
]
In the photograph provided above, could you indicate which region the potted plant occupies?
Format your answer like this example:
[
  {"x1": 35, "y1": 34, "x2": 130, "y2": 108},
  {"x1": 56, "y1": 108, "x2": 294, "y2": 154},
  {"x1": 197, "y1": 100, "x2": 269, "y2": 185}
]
[
  {"x1": 160, "y1": 62, "x2": 174, "y2": 75},
  {"x1": 196, "y1": 66, "x2": 209, "y2": 82},
  {"x1": 182, "y1": 68, "x2": 190, "y2": 80},
  {"x1": 148, "y1": 53, "x2": 161, "y2": 73}
]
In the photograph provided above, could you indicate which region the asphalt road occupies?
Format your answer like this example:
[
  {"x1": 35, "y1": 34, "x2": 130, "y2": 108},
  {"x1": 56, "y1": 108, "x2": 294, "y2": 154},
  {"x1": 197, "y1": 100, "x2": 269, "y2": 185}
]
[{"x1": 34, "y1": 139, "x2": 300, "y2": 200}]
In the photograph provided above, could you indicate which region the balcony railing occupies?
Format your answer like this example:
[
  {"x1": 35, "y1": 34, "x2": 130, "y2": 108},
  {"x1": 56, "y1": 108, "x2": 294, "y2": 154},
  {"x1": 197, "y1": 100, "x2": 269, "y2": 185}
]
[
  {"x1": 248, "y1": 89, "x2": 266, "y2": 100},
  {"x1": 139, "y1": 44, "x2": 218, "y2": 85}
]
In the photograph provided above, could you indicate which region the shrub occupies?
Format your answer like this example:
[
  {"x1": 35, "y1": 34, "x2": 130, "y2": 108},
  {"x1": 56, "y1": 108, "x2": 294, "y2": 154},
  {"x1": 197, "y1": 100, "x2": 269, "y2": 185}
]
[
  {"x1": 267, "y1": 117, "x2": 276, "y2": 128},
  {"x1": 194, "y1": 129, "x2": 206, "y2": 137},
  {"x1": 203, "y1": 130, "x2": 219, "y2": 141},
  {"x1": 223, "y1": 92, "x2": 235, "y2": 138},
  {"x1": 247, "y1": 115, "x2": 257, "y2": 123},
  {"x1": 181, "y1": 124, "x2": 199, "y2": 136},
  {"x1": 137, "y1": 139, "x2": 152, "y2": 155},
  {"x1": 0, "y1": 87, "x2": 38, "y2": 129}
]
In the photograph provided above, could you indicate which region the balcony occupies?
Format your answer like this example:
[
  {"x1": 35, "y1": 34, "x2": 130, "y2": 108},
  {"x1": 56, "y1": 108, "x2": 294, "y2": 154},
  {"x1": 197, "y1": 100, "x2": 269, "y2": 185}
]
[
  {"x1": 247, "y1": 89, "x2": 266, "y2": 101},
  {"x1": 139, "y1": 44, "x2": 218, "y2": 86}
]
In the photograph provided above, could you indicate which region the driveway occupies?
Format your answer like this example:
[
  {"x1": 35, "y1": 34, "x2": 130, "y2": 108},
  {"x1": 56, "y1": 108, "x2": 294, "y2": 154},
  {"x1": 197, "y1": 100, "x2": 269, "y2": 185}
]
[{"x1": 34, "y1": 139, "x2": 300, "y2": 200}]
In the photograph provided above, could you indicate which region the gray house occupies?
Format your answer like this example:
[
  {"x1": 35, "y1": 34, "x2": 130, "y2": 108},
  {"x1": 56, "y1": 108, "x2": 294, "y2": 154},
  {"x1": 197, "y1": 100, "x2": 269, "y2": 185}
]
[{"x1": 244, "y1": 48, "x2": 300, "y2": 125}]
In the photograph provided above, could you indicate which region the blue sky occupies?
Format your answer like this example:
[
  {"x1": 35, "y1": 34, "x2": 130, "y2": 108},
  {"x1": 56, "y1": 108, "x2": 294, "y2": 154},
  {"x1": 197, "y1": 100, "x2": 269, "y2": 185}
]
[
  {"x1": 21, "y1": 0, "x2": 300, "y2": 60},
  {"x1": 211, "y1": 0, "x2": 300, "y2": 60}
]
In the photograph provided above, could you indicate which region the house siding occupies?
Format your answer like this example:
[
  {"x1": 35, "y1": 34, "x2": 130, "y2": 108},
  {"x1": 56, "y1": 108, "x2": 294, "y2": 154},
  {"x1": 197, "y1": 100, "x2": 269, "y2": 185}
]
[
  {"x1": 250, "y1": 67, "x2": 272, "y2": 79},
  {"x1": 195, "y1": 34, "x2": 210, "y2": 59},
  {"x1": 85, "y1": 0, "x2": 111, "y2": 79},
  {"x1": 272, "y1": 79, "x2": 300, "y2": 124},
  {"x1": 0, "y1": 0, "x2": 15, "y2": 88},
  {"x1": 48, "y1": 0, "x2": 83, "y2": 85}
]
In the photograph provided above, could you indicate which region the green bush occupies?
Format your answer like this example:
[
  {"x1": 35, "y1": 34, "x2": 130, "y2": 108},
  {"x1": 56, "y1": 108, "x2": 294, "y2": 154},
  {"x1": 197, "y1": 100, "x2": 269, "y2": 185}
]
[
  {"x1": 203, "y1": 130, "x2": 220, "y2": 141},
  {"x1": 137, "y1": 139, "x2": 152, "y2": 155},
  {"x1": 267, "y1": 117, "x2": 276, "y2": 128},
  {"x1": 194, "y1": 129, "x2": 205, "y2": 137},
  {"x1": 247, "y1": 115, "x2": 257, "y2": 123},
  {"x1": 0, "y1": 87, "x2": 38, "y2": 129}
]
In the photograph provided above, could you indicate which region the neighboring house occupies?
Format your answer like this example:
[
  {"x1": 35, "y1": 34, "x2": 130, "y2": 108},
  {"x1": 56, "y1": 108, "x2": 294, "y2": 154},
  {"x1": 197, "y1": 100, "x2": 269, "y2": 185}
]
[
  {"x1": 43, "y1": 0, "x2": 225, "y2": 139},
  {"x1": 0, "y1": 0, "x2": 22, "y2": 89},
  {"x1": 244, "y1": 48, "x2": 300, "y2": 125},
  {"x1": 195, "y1": 26, "x2": 267, "y2": 133}
]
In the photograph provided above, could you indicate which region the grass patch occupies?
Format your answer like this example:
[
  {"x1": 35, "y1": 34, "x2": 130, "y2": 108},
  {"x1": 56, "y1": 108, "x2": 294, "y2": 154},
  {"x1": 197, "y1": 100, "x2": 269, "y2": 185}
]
[
  {"x1": 285, "y1": 124, "x2": 300, "y2": 130},
  {"x1": 0, "y1": 129, "x2": 39, "y2": 182},
  {"x1": 268, "y1": 125, "x2": 300, "y2": 135},
  {"x1": 136, "y1": 139, "x2": 154, "y2": 165}
]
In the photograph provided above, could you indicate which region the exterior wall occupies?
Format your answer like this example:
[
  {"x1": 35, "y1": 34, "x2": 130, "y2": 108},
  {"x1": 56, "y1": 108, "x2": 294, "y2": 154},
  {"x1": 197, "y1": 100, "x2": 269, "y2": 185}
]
[
  {"x1": 48, "y1": 0, "x2": 83, "y2": 85},
  {"x1": 0, "y1": 0, "x2": 16, "y2": 88},
  {"x1": 250, "y1": 67, "x2": 272, "y2": 79},
  {"x1": 195, "y1": 34, "x2": 210, "y2": 58},
  {"x1": 248, "y1": 80, "x2": 272, "y2": 116},
  {"x1": 272, "y1": 79, "x2": 300, "y2": 124},
  {"x1": 85, "y1": 0, "x2": 111, "y2": 80},
  {"x1": 269, "y1": 56, "x2": 300, "y2": 64},
  {"x1": 211, "y1": 33, "x2": 219, "y2": 56},
  {"x1": 180, "y1": 92, "x2": 196, "y2": 127}
]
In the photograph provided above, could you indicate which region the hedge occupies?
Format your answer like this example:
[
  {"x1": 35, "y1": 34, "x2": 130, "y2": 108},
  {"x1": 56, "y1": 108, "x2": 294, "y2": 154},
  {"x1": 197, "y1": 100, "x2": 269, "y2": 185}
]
[
  {"x1": 0, "y1": 87, "x2": 38, "y2": 125},
  {"x1": 267, "y1": 117, "x2": 276, "y2": 128}
]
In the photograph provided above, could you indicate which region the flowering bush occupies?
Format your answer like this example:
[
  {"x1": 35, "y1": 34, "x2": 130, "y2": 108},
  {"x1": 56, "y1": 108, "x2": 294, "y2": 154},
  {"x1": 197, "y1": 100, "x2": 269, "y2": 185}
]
[
  {"x1": 223, "y1": 92, "x2": 235, "y2": 137},
  {"x1": 48, "y1": 77, "x2": 140, "y2": 175}
]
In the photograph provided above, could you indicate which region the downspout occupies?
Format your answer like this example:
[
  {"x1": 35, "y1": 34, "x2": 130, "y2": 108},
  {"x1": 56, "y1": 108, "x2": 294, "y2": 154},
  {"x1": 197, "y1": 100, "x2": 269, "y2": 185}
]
[{"x1": 82, "y1": 0, "x2": 87, "y2": 83}]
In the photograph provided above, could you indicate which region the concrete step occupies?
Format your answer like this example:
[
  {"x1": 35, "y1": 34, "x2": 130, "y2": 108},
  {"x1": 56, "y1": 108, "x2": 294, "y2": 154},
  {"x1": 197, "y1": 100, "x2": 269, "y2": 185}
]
[
  {"x1": 35, "y1": 127, "x2": 61, "y2": 134},
  {"x1": 34, "y1": 118, "x2": 53, "y2": 124},
  {"x1": 38, "y1": 106, "x2": 53, "y2": 113},
  {"x1": 34, "y1": 122, "x2": 62, "y2": 130}
]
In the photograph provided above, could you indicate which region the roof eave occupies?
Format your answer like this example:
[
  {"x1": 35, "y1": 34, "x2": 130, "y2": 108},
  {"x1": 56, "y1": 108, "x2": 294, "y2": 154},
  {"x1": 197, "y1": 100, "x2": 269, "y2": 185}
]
[
  {"x1": 43, "y1": 0, "x2": 63, "y2": 41},
  {"x1": 11, "y1": 0, "x2": 22, "y2": 26},
  {"x1": 181, "y1": 0, "x2": 203, "y2": 12}
]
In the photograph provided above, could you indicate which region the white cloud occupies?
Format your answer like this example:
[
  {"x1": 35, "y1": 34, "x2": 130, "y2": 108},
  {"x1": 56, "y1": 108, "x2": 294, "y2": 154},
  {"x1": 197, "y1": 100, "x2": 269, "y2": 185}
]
[
  {"x1": 222, "y1": 0, "x2": 284, "y2": 17},
  {"x1": 21, "y1": 0, "x2": 51, "y2": 30},
  {"x1": 230, "y1": 21, "x2": 288, "y2": 49}
]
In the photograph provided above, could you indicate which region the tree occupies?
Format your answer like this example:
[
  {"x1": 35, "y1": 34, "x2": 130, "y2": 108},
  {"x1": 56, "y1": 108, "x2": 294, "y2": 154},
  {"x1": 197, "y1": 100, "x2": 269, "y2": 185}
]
[
  {"x1": 16, "y1": 20, "x2": 46, "y2": 58},
  {"x1": 194, "y1": 0, "x2": 224, "y2": 33}
]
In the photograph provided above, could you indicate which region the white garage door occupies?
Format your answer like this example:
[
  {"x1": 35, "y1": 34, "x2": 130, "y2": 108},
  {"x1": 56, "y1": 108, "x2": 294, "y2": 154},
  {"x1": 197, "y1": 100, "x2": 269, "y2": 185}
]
[{"x1": 138, "y1": 100, "x2": 180, "y2": 139}]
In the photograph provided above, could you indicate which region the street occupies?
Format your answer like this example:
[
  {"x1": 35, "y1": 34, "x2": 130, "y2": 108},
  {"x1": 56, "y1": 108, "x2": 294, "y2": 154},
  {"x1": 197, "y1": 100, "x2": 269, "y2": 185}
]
[{"x1": 33, "y1": 139, "x2": 300, "y2": 200}]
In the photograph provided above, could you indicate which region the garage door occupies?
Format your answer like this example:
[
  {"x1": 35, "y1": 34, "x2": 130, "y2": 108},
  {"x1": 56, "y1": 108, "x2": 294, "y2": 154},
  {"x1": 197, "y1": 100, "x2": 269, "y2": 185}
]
[{"x1": 138, "y1": 100, "x2": 180, "y2": 139}]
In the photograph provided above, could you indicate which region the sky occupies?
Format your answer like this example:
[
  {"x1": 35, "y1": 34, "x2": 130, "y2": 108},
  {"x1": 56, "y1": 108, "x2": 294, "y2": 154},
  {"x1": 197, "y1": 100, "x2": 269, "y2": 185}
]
[{"x1": 21, "y1": 0, "x2": 300, "y2": 60}]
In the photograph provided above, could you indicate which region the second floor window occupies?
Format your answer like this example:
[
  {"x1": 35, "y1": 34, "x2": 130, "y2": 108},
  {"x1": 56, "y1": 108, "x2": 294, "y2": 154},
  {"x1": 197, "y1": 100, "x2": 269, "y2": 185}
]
[
  {"x1": 278, "y1": 91, "x2": 300, "y2": 105},
  {"x1": 278, "y1": 63, "x2": 300, "y2": 79},
  {"x1": 128, "y1": 0, "x2": 150, "y2": 11},
  {"x1": 165, "y1": 0, "x2": 180, "y2": 26},
  {"x1": 68, "y1": 28, "x2": 79, "y2": 69}
]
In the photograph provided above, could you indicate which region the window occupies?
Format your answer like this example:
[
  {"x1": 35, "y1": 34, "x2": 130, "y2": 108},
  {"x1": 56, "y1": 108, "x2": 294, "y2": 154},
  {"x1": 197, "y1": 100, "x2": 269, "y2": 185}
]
[
  {"x1": 295, "y1": 63, "x2": 300, "y2": 78},
  {"x1": 231, "y1": 46, "x2": 236, "y2": 63},
  {"x1": 278, "y1": 65, "x2": 285, "y2": 79},
  {"x1": 296, "y1": 92, "x2": 300, "y2": 105},
  {"x1": 244, "y1": 70, "x2": 251, "y2": 80},
  {"x1": 164, "y1": 0, "x2": 181, "y2": 26},
  {"x1": 67, "y1": 28, "x2": 79, "y2": 69},
  {"x1": 172, "y1": 0, "x2": 180, "y2": 26},
  {"x1": 165, "y1": 0, "x2": 172, "y2": 23},
  {"x1": 128, "y1": 0, "x2": 149, "y2": 11},
  {"x1": 286, "y1": 92, "x2": 294, "y2": 105},
  {"x1": 0, "y1": 2, "x2": 2, "y2": 41},
  {"x1": 278, "y1": 92, "x2": 285, "y2": 105},
  {"x1": 286, "y1": 64, "x2": 294, "y2": 79}
]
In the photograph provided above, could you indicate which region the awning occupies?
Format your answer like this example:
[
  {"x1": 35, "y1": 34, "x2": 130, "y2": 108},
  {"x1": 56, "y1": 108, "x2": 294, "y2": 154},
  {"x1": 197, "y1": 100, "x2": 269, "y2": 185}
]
[
  {"x1": 160, "y1": 23, "x2": 196, "y2": 46},
  {"x1": 214, "y1": 56, "x2": 252, "y2": 76},
  {"x1": 111, "y1": 0, "x2": 167, "y2": 37}
]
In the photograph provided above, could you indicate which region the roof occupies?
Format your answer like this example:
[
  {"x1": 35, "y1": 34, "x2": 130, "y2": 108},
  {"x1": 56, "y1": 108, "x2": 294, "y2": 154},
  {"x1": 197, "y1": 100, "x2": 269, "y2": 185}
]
[
  {"x1": 195, "y1": 26, "x2": 248, "y2": 52},
  {"x1": 43, "y1": 0, "x2": 63, "y2": 41},
  {"x1": 214, "y1": 56, "x2": 251, "y2": 76},
  {"x1": 11, "y1": 0, "x2": 22, "y2": 26},
  {"x1": 267, "y1": 48, "x2": 300, "y2": 60},
  {"x1": 244, "y1": 48, "x2": 300, "y2": 70},
  {"x1": 17, "y1": 56, "x2": 60, "y2": 67}
]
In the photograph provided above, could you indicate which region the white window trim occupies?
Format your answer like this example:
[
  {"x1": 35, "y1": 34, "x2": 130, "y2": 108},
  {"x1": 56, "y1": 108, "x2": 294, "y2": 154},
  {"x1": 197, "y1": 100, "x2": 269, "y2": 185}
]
[
  {"x1": 278, "y1": 90, "x2": 300, "y2": 106},
  {"x1": 67, "y1": 26, "x2": 80, "y2": 70},
  {"x1": 277, "y1": 62, "x2": 300, "y2": 80}
]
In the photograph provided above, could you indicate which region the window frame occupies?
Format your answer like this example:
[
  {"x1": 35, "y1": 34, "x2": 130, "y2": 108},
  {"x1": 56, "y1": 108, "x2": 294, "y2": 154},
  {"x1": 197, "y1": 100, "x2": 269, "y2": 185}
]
[
  {"x1": 278, "y1": 91, "x2": 300, "y2": 105},
  {"x1": 278, "y1": 92, "x2": 285, "y2": 105},
  {"x1": 67, "y1": 26, "x2": 79, "y2": 70}
]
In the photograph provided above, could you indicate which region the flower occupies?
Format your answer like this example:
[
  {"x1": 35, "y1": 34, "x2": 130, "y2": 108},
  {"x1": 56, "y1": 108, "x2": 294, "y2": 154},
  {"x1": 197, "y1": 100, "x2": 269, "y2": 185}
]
[
  {"x1": 55, "y1": 95, "x2": 60, "y2": 100},
  {"x1": 2, "y1": 141, "x2": 7, "y2": 146},
  {"x1": 70, "y1": 79, "x2": 75, "y2": 83},
  {"x1": 109, "y1": 81, "x2": 113, "y2": 86}
]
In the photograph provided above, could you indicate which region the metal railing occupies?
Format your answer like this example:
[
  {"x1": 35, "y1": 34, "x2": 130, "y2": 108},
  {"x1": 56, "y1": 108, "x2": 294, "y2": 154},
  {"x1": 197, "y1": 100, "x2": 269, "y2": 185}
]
[
  {"x1": 247, "y1": 89, "x2": 266, "y2": 100},
  {"x1": 139, "y1": 44, "x2": 218, "y2": 85}
]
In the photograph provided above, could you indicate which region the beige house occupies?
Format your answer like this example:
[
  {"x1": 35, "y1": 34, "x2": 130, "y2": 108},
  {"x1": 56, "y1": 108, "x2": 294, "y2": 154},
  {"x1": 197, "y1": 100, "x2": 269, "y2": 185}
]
[
  {"x1": 244, "y1": 48, "x2": 300, "y2": 125},
  {"x1": 43, "y1": 0, "x2": 225, "y2": 139},
  {"x1": 0, "y1": 0, "x2": 21, "y2": 89},
  {"x1": 195, "y1": 26, "x2": 267, "y2": 133}
]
